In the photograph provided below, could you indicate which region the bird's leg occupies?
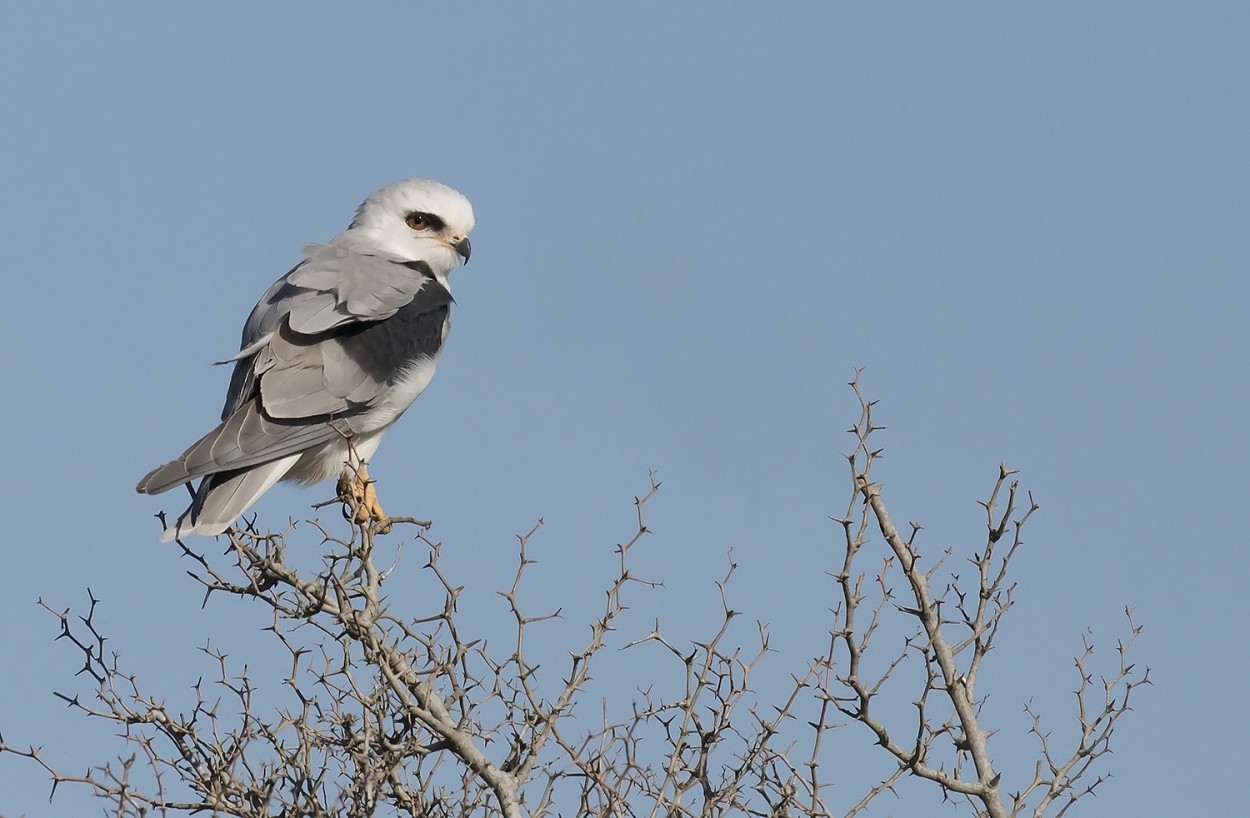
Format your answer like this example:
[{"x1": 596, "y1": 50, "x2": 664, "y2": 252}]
[
  {"x1": 337, "y1": 462, "x2": 391, "y2": 534},
  {"x1": 357, "y1": 464, "x2": 391, "y2": 533}
]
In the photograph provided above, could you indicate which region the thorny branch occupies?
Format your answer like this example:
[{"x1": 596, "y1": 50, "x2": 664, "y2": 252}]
[
  {"x1": 828, "y1": 371, "x2": 1149, "y2": 818},
  {"x1": 2, "y1": 378, "x2": 1147, "y2": 817}
]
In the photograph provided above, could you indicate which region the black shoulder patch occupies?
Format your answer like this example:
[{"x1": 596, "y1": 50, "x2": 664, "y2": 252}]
[{"x1": 332, "y1": 279, "x2": 453, "y2": 383}]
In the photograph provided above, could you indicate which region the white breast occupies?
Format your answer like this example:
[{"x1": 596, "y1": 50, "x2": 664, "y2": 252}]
[{"x1": 369, "y1": 356, "x2": 438, "y2": 430}]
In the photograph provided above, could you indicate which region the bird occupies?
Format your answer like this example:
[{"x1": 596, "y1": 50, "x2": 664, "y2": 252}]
[{"x1": 137, "y1": 178, "x2": 475, "y2": 541}]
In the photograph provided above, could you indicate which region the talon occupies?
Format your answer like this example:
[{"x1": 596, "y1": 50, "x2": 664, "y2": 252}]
[
  {"x1": 359, "y1": 473, "x2": 391, "y2": 533},
  {"x1": 338, "y1": 464, "x2": 390, "y2": 533}
]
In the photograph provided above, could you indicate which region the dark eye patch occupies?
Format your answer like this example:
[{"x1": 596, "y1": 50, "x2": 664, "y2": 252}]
[{"x1": 405, "y1": 211, "x2": 445, "y2": 232}]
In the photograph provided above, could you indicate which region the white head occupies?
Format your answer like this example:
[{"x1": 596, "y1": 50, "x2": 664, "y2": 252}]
[{"x1": 345, "y1": 178, "x2": 474, "y2": 268}]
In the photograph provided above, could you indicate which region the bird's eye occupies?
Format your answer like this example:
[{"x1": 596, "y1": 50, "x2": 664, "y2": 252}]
[{"x1": 404, "y1": 211, "x2": 446, "y2": 232}]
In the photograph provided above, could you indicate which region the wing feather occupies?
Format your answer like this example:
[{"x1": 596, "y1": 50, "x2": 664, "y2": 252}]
[
  {"x1": 250, "y1": 273, "x2": 451, "y2": 421},
  {"x1": 137, "y1": 403, "x2": 348, "y2": 495},
  {"x1": 284, "y1": 245, "x2": 432, "y2": 333},
  {"x1": 219, "y1": 247, "x2": 440, "y2": 420}
]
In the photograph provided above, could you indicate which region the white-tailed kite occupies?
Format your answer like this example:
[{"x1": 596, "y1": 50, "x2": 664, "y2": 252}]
[{"x1": 137, "y1": 178, "x2": 474, "y2": 541}]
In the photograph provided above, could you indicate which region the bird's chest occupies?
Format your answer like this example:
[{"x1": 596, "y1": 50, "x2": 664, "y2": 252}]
[{"x1": 366, "y1": 356, "x2": 440, "y2": 429}]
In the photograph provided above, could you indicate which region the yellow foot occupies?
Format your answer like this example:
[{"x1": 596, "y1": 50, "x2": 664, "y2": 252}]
[{"x1": 336, "y1": 464, "x2": 391, "y2": 534}]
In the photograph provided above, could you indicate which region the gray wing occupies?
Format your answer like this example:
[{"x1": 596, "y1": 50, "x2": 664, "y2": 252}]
[
  {"x1": 135, "y1": 402, "x2": 353, "y2": 494},
  {"x1": 137, "y1": 247, "x2": 452, "y2": 496},
  {"x1": 221, "y1": 243, "x2": 438, "y2": 420}
]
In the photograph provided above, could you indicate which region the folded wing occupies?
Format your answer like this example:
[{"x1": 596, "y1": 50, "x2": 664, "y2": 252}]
[{"x1": 137, "y1": 246, "x2": 452, "y2": 497}]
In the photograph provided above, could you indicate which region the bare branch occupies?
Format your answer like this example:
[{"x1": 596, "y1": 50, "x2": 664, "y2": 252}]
[{"x1": 3, "y1": 377, "x2": 1146, "y2": 818}]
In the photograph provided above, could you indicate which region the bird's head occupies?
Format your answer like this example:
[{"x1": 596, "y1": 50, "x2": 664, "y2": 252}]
[{"x1": 347, "y1": 178, "x2": 475, "y2": 269}]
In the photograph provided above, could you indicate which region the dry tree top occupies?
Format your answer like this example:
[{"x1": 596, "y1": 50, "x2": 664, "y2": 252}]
[{"x1": 1, "y1": 377, "x2": 1148, "y2": 818}]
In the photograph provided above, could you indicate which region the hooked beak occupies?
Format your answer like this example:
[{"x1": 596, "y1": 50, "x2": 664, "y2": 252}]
[{"x1": 453, "y1": 237, "x2": 472, "y2": 264}]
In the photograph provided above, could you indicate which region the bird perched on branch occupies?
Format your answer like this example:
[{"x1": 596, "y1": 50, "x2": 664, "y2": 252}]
[{"x1": 137, "y1": 178, "x2": 474, "y2": 541}]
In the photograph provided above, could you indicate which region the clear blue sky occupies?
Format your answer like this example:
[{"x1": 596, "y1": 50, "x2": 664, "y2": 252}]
[{"x1": 2, "y1": 4, "x2": 1246, "y2": 816}]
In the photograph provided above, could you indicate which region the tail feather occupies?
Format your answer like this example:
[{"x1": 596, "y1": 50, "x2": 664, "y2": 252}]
[{"x1": 160, "y1": 455, "x2": 301, "y2": 542}]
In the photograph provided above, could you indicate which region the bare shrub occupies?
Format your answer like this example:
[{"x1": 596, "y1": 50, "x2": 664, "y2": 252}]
[{"x1": 1, "y1": 377, "x2": 1148, "y2": 817}]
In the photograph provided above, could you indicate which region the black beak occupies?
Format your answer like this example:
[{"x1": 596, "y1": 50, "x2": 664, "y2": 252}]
[{"x1": 454, "y1": 237, "x2": 472, "y2": 264}]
